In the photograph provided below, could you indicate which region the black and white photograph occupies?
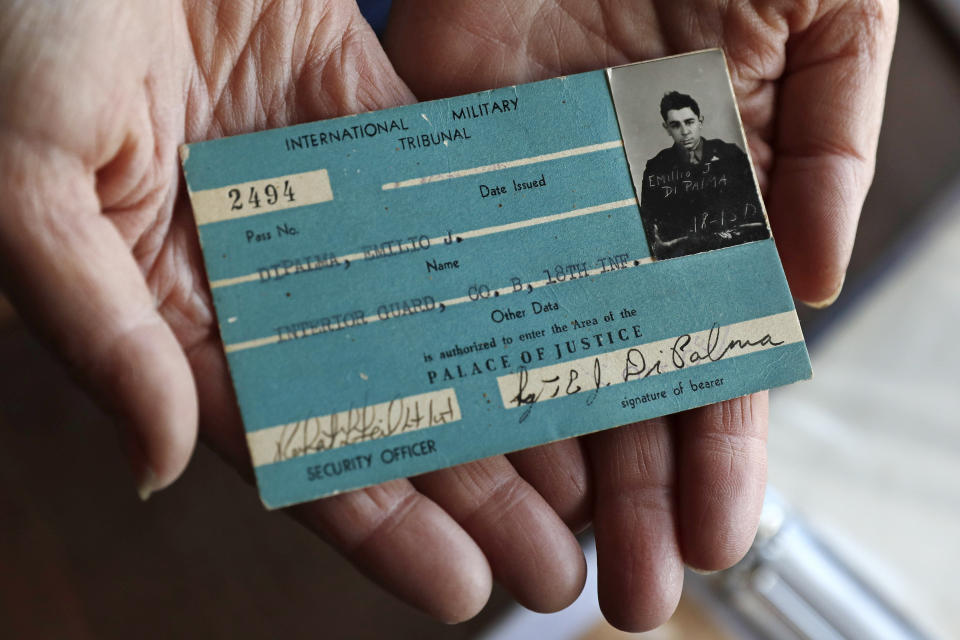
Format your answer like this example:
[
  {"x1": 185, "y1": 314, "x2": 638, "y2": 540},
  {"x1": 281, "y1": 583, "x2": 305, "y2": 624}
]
[{"x1": 609, "y1": 51, "x2": 771, "y2": 261}]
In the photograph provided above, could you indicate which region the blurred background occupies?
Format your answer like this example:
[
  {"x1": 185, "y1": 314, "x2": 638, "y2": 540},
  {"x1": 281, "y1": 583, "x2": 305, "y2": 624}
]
[{"x1": 1, "y1": 1, "x2": 958, "y2": 638}]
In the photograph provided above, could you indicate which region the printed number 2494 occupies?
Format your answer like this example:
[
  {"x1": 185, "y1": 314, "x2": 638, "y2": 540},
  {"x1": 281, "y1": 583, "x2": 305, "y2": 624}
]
[{"x1": 228, "y1": 180, "x2": 296, "y2": 211}]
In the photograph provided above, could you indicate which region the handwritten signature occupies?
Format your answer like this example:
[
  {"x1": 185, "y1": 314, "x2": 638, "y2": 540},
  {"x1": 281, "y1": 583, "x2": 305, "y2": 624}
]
[
  {"x1": 273, "y1": 394, "x2": 457, "y2": 462},
  {"x1": 509, "y1": 323, "x2": 783, "y2": 414}
]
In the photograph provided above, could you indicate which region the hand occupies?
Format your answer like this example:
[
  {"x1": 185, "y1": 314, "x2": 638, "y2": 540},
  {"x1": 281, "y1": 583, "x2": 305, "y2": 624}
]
[
  {"x1": 0, "y1": 0, "x2": 582, "y2": 623},
  {"x1": 0, "y1": 0, "x2": 898, "y2": 631},
  {"x1": 383, "y1": 0, "x2": 897, "y2": 630}
]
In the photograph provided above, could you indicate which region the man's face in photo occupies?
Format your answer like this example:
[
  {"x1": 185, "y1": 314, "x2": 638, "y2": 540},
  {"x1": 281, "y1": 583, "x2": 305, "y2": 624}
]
[{"x1": 663, "y1": 107, "x2": 703, "y2": 151}]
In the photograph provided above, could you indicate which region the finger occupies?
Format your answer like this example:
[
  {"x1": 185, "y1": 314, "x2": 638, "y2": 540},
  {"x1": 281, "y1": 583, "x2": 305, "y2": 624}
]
[
  {"x1": 768, "y1": 0, "x2": 898, "y2": 305},
  {"x1": 507, "y1": 439, "x2": 592, "y2": 532},
  {"x1": 412, "y1": 456, "x2": 586, "y2": 613},
  {"x1": 181, "y1": 336, "x2": 493, "y2": 624},
  {"x1": 384, "y1": 0, "x2": 537, "y2": 98},
  {"x1": 675, "y1": 393, "x2": 768, "y2": 571},
  {"x1": 0, "y1": 137, "x2": 197, "y2": 498},
  {"x1": 293, "y1": 0, "x2": 416, "y2": 117},
  {"x1": 384, "y1": 0, "x2": 643, "y2": 98},
  {"x1": 585, "y1": 418, "x2": 683, "y2": 632},
  {"x1": 293, "y1": 480, "x2": 493, "y2": 623}
]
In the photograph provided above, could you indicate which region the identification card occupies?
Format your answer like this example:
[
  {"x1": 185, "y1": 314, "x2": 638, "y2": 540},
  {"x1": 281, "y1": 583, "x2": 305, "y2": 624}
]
[{"x1": 180, "y1": 49, "x2": 811, "y2": 509}]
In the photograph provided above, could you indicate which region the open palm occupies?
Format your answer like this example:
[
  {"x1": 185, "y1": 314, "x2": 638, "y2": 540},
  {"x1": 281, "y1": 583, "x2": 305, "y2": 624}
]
[
  {"x1": 383, "y1": 0, "x2": 896, "y2": 628},
  {"x1": 0, "y1": 0, "x2": 896, "y2": 631}
]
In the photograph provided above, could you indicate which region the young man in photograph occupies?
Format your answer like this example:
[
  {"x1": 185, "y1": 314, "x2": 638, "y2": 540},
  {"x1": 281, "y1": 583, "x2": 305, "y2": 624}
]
[{"x1": 640, "y1": 91, "x2": 770, "y2": 260}]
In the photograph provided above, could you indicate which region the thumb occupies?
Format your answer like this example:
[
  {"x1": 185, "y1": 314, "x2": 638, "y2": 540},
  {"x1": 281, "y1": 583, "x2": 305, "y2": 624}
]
[
  {"x1": 768, "y1": 0, "x2": 898, "y2": 306},
  {"x1": 0, "y1": 135, "x2": 197, "y2": 499}
]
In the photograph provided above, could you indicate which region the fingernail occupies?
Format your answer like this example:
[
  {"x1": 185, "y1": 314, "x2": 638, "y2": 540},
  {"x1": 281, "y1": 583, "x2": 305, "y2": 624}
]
[
  {"x1": 118, "y1": 424, "x2": 159, "y2": 501},
  {"x1": 137, "y1": 466, "x2": 159, "y2": 501},
  {"x1": 688, "y1": 567, "x2": 719, "y2": 576},
  {"x1": 801, "y1": 274, "x2": 845, "y2": 309}
]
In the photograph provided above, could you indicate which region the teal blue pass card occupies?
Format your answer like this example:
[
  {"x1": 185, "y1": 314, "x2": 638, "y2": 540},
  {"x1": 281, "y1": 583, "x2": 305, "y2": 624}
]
[{"x1": 181, "y1": 50, "x2": 811, "y2": 509}]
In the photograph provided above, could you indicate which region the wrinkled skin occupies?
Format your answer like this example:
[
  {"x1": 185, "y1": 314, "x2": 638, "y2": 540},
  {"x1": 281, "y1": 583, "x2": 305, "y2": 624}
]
[{"x1": 0, "y1": 0, "x2": 896, "y2": 631}]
